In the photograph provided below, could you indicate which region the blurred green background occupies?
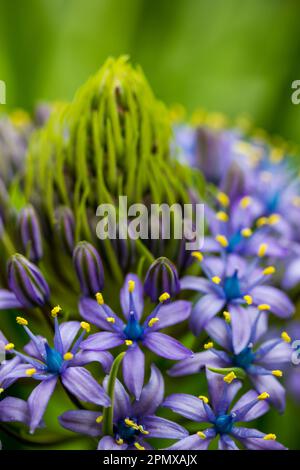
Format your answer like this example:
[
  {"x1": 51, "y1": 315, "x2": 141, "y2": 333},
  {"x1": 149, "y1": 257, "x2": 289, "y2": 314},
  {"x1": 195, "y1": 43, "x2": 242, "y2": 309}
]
[
  {"x1": 1, "y1": 0, "x2": 300, "y2": 450},
  {"x1": 0, "y1": 0, "x2": 300, "y2": 142}
]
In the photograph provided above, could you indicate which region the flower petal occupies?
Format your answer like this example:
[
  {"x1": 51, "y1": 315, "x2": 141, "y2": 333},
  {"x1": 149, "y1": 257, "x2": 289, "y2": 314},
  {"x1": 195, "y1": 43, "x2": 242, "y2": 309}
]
[
  {"x1": 162, "y1": 393, "x2": 209, "y2": 422},
  {"x1": 204, "y1": 317, "x2": 232, "y2": 350},
  {"x1": 168, "y1": 350, "x2": 227, "y2": 377},
  {"x1": 206, "y1": 368, "x2": 242, "y2": 415},
  {"x1": 231, "y1": 390, "x2": 269, "y2": 421},
  {"x1": 122, "y1": 345, "x2": 145, "y2": 400},
  {"x1": 97, "y1": 436, "x2": 127, "y2": 450},
  {"x1": 250, "y1": 374, "x2": 286, "y2": 412},
  {"x1": 28, "y1": 376, "x2": 58, "y2": 433},
  {"x1": 59, "y1": 410, "x2": 101, "y2": 437},
  {"x1": 59, "y1": 321, "x2": 81, "y2": 352},
  {"x1": 180, "y1": 276, "x2": 214, "y2": 294},
  {"x1": 120, "y1": 273, "x2": 144, "y2": 321},
  {"x1": 142, "y1": 415, "x2": 188, "y2": 439},
  {"x1": 103, "y1": 376, "x2": 132, "y2": 421},
  {"x1": 79, "y1": 298, "x2": 122, "y2": 331},
  {"x1": 229, "y1": 304, "x2": 252, "y2": 355},
  {"x1": 218, "y1": 434, "x2": 239, "y2": 450},
  {"x1": 70, "y1": 350, "x2": 113, "y2": 373},
  {"x1": 61, "y1": 366, "x2": 110, "y2": 407},
  {"x1": 0, "y1": 289, "x2": 22, "y2": 309},
  {"x1": 0, "y1": 397, "x2": 30, "y2": 425},
  {"x1": 189, "y1": 295, "x2": 225, "y2": 335},
  {"x1": 132, "y1": 364, "x2": 164, "y2": 417},
  {"x1": 143, "y1": 332, "x2": 192, "y2": 360},
  {"x1": 251, "y1": 285, "x2": 294, "y2": 318},
  {"x1": 166, "y1": 431, "x2": 214, "y2": 450},
  {"x1": 148, "y1": 300, "x2": 191, "y2": 331},
  {"x1": 81, "y1": 332, "x2": 124, "y2": 351}
]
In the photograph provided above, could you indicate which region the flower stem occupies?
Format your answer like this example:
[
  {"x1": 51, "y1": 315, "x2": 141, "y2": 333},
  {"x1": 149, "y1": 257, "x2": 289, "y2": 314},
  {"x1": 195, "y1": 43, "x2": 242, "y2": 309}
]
[{"x1": 102, "y1": 352, "x2": 126, "y2": 436}]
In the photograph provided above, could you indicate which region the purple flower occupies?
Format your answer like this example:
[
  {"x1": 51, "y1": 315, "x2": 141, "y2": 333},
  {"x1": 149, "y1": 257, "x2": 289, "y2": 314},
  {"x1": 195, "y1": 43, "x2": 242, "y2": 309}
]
[
  {"x1": 7, "y1": 254, "x2": 50, "y2": 308},
  {"x1": 73, "y1": 241, "x2": 104, "y2": 297},
  {"x1": 163, "y1": 369, "x2": 287, "y2": 450},
  {"x1": 3, "y1": 310, "x2": 112, "y2": 433},
  {"x1": 59, "y1": 365, "x2": 188, "y2": 450},
  {"x1": 144, "y1": 257, "x2": 180, "y2": 302},
  {"x1": 0, "y1": 397, "x2": 44, "y2": 430},
  {"x1": 0, "y1": 331, "x2": 22, "y2": 393},
  {"x1": 80, "y1": 273, "x2": 192, "y2": 399},
  {"x1": 169, "y1": 308, "x2": 292, "y2": 411},
  {"x1": 181, "y1": 253, "x2": 294, "y2": 335},
  {"x1": 18, "y1": 205, "x2": 43, "y2": 262}
]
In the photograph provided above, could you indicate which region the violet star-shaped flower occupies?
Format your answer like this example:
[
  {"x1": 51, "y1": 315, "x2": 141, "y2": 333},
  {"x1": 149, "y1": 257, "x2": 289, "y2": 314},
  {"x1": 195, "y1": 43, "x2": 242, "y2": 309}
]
[
  {"x1": 181, "y1": 253, "x2": 294, "y2": 335},
  {"x1": 163, "y1": 369, "x2": 286, "y2": 450},
  {"x1": 2, "y1": 309, "x2": 112, "y2": 433},
  {"x1": 80, "y1": 273, "x2": 192, "y2": 399},
  {"x1": 169, "y1": 308, "x2": 292, "y2": 411},
  {"x1": 59, "y1": 365, "x2": 188, "y2": 450}
]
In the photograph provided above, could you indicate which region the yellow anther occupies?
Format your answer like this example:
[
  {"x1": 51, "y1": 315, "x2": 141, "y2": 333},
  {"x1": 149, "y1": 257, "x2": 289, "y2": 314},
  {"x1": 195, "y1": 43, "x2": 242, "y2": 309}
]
[
  {"x1": 241, "y1": 228, "x2": 252, "y2": 238},
  {"x1": 125, "y1": 418, "x2": 139, "y2": 430},
  {"x1": 268, "y1": 214, "x2": 281, "y2": 225},
  {"x1": 159, "y1": 292, "x2": 170, "y2": 303},
  {"x1": 216, "y1": 211, "x2": 229, "y2": 222},
  {"x1": 4, "y1": 343, "x2": 14, "y2": 351},
  {"x1": 16, "y1": 316, "x2": 28, "y2": 326},
  {"x1": 95, "y1": 415, "x2": 103, "y2": 424},
  {"x1": 215, "y1": 234, "x2": 229, "y2": 248},
  {"x1": 292, "y1": 196, "x2": 300, "y2": 208},
  {"x1": 63, "y1": 352, "x2": 74, "y2": 361},
  {"x1": 257, "y1": 392, "x2": 270, "y2": 401},
  {"x1": 197, "y1": 431, "x2": 206, "y2": 439},
  {"x1": 51, "y1": 305, "x2": 62, "y2": 318},
  {"x1": 148, "y1": 317, "x2": 159, "y2": 328},
  {"x1": 270, "y1": 148, "x2": 284, "y2": 164},
  {"x1": 211, "y1": 276, "x2": 221, "y2": 285},
  {"x1": 80, "y1": 321, "x2": 91, "y2": 333},
  {"x1": 240, "y1": 196, "x2": 252, "y2": 209},
  {"x1": 272, "y1": 370, "x2": 283, "y2": 378},
  {"x1": 224, "y1": 372, "x2": 236, "y2": 384},
  {"x1": 223, "y1": 311, "x2": 231, "y2": 323},
  {"x1": 258, "y1": 304, "x2": 271, "y2": 311},
  {"x1": 263, "y1": 434, "x2": 276, "y2": 441},
  {"x1": 0, "y1": 388, "x2": 4, "y2": 394},
  {"x1": 281, "y1": 331, "x2": 291, "y2": 343},
  {"x1": 125, "y1": 340, "x2": 133, "y2": 346},
  {"x1": 198, "y1": 395, "x2": 209, "y2": 404},
  {"x1": 256, "y1": 217, "x2": 269, "y2": 228},
  {"x1": 217, "y1": 192, "x2": 229, "y2": 207},
  {"x1": 243, "y1": 295, "x2": 253, "y2": 305},
  {"x1": 128, "y1": 280, "x2": 135, "y2": 293},
  {"x1": 258, "y1": 243, "x2": 268, "y2": 257},
  {"x1": 134, "y1": 442, "x2": 145, "y2": 450},
  {"x1": 95, "y1": 292, "x2": 104, "y2": 305},
  {"x1": 191, "y1": 251, "x2": 203, "y2": 262},
  {"x1": 138, "y1": 425, "x2": 149, "y2": 435},
  {"x1": 106, "y1": 317, "x2": 116, "y2": 324},
  {"x1": 263, "y1": 266, "x2": 276, "y2": 276},
  {"x1": 26, "y1": 368, "x2": 37, "y2": 377},
  {"x1": 204, "y1": 342, "x2": 214, "y2": 350},
  {"x1": 116, "y1": 438, "x2": 124, "y2": 445}
]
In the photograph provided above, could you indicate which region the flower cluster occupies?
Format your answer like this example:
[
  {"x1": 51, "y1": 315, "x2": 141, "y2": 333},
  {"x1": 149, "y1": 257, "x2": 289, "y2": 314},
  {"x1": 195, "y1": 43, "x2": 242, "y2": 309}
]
[{"x1": 0, "y1": 58, "x2": 299, "y2": 450}]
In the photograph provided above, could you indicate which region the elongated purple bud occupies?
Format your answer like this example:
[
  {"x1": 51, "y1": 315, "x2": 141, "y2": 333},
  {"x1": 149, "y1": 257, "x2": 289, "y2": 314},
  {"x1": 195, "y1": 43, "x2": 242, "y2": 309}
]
[
  {"x1": 73, "y1": 241, "x2": 104, "y2": 297},
  {"x1": 144, "y1": 256, "x2": 180, "y2": 302},
  {"x1": 55, "y1": 206, "x2": 75, "y2": 254},
  {"x1": 18, "y1": 205, "x2": 43, "y2": 262},
  {"x1": 7, "y1": 254, "x2": 50, "y2": 308}
]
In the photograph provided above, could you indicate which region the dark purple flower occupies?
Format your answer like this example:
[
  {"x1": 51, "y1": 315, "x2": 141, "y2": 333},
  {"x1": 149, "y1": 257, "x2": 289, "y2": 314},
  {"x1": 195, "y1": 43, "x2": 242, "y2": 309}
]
[
  {"x1": 80, "y1": 273, "x2": 192, "y2": 399},
  {"x1": 18, "y1": 205, "x2": 43, "y2": 262},
  {"x1": 169, "y1": 308, "x2": 291, "y2": 411},
  {"x1": 55, "y1": 206, "x2": 75, "y2": 254},
  {"x1": 3, "y1": 311, "x2": 112, "y2": 433},
  {"x1": 144, "y1": 257, "x2": 180, "y2": 302},
  {"x1": 7, "y1": 254, "x2": 50, "y2": 308},
  {"x1": 73, "y1": 241, "x2": 104, "y2": 297},
  {"x1": 59, "y1": 365, "x2": 188, "y2": 450},
  {"x1": 163, "y1": 369, "x2": 287, "y2": 450},
  {"x1": 181, "y1": 253, "x2": 294, "y2": 335}
]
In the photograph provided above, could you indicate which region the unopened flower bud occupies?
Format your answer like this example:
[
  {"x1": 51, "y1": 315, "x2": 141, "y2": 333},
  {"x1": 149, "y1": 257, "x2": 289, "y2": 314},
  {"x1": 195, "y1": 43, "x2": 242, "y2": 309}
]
[
  {"x1": 55, "y1": 206, "x2": 75, "y2": 254},
  {"x1": 7, "y1": 254, "x2": 50, "y2": 307},
  {"x1": 144, "y1": 256, "x2": 179, "y2": 302},
  {"x1": 18, "y1": 205, "x2": 43, "y2": 262},
  {"x1": 73, "y1": 241, "x2": 104, "y2": 297}
]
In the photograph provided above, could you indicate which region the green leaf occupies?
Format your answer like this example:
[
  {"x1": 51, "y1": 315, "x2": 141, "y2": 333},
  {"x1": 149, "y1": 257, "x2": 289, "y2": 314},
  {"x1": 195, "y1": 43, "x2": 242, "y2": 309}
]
[
  {"x1": 102, "y1": 352, "x2": 126, "y2": 436},
  {"x1": 208, "y1": 366, "x2": 246, "y2": 380}
]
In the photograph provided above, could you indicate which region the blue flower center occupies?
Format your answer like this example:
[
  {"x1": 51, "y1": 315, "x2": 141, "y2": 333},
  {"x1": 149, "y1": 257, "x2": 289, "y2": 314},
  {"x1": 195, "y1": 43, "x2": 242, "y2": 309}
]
[
  {"x1": 223, "y1": 270, "x2": 241, "y2": 300},
  {"x1": 115, "y1": 418, "x2": 139, "y2": 444},
  {"x1": 266, "y1": 191, "x2": 280, "y2": 214},
  {"x1": 214, "y1": 413, "x2": 234, "y2": 435},
  {"x1": 232, "y1": 346, "x2": 255, "y2": 369},
  {"x1": 123, "y1": 313, "x2": 144, "y2": 341},
  {"x1": 45, "y1": 343, "x2": 63, "y2": 374},
  {"x1": 227, "y1": 232, "x2": 243, "y2": 253}
]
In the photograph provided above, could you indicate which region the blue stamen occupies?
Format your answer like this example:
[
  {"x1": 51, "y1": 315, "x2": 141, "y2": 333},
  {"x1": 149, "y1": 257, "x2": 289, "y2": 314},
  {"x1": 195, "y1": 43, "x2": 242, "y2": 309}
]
[
  {"x1": 214, "y1": 413, "x2": 234, "y2": 435},
  {"x1": 45, "y1": 343, "x2": 63, "y2": 373},
  {"x1": 223, "y1": 270, "x2": 241, "y2": 300},
  {"x1": 123, "y1": 313, "x2": 144, "y2": 341},
  {"x1": 232, "y1": 346, "x2": 255, "y2": 369},
  {"x1": 227, "y1": 232, "x2": 243, "y2": 253}
]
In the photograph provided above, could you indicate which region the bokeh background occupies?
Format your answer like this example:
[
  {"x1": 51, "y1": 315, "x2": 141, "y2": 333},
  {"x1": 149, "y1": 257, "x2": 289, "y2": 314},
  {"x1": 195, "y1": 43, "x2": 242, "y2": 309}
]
[
  {"x1": 0, "y1": 0, "x2": 300, "y2": 450},
  {"x1": 0, "y1": 0, "x2": 300, "y2": 143}
]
